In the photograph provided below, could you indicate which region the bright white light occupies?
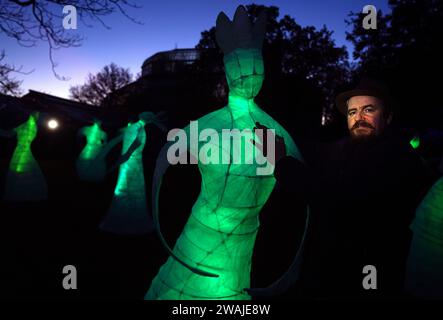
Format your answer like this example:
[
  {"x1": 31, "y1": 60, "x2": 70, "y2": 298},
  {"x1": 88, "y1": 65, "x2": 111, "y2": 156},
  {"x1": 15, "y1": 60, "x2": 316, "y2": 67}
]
[{"x1": 48, "y1": 119, "x2": 59, "y2": 130}]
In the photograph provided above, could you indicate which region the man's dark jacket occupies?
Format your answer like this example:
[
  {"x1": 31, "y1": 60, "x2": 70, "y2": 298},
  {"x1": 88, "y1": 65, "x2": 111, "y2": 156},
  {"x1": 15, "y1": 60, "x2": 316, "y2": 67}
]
[{"x1": 274, "y1": 129, "x2": 434, "y2": 299}]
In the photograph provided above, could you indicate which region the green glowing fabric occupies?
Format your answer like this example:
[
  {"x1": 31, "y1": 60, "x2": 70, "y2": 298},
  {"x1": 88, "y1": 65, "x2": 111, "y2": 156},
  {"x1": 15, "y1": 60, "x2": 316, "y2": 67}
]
[
  {"x1": 146, "y1": 7, "x2": 305, "y2": 300},
  {"x1": 3, "y1": 113, "x2": 48, "y2": 202},
  {"x1": 405, "y1": 176, "x2": 443, "y2": 298},
  {"x1": 76, "y1": 122, "x2": 108, "y2": 182},
  {"x1": 410, "y1": 136, "x2": 420, "y2": 149},
  {"x1": 99, "y1": 113, "x2": 158, "y2": 235}
]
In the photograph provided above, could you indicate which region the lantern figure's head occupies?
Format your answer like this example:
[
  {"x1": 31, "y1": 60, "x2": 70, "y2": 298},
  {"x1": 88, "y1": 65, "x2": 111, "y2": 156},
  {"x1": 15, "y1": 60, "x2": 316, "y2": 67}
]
[
  {"x1": 137, "y1": 111, "x2": 167, "y2": 132},
  {"x1": 216, "y1": 6, "x2": 267, "y2": 99},
  {"x1": 224, "y1": 48, "x2": 264, "y2": 99}
]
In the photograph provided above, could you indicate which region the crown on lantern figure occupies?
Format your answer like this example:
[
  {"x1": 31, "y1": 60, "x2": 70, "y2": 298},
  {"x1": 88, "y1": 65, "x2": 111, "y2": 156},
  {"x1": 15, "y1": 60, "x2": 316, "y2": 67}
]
[{"x1": 215, "y1": 6, "x2": 267, "y2": 55}]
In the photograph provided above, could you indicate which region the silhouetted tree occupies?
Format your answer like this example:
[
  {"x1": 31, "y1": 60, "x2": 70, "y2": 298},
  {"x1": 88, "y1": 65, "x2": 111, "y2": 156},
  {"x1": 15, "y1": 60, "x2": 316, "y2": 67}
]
[
  {"x1": 194, "y1": 4, "x2": 350, "y2": 128},
  {"x1": 69, "y1": 63, "x2": 133, "y2": 106},
  {"x1": 197, "y1": 5, "x2": 350, "y2": 81},
  {"x1": 346, "y1": 0, "x2": 443, "y2": 130},
  {"x1": 0, "y1": 50, "x2": 26, "y2": 96}
]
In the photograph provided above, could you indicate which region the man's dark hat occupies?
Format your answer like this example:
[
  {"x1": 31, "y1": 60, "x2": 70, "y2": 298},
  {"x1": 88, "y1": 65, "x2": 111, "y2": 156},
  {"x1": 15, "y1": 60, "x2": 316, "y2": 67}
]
[{"x1": 335, "y1": 77, "x2": 394, "y2": 115}]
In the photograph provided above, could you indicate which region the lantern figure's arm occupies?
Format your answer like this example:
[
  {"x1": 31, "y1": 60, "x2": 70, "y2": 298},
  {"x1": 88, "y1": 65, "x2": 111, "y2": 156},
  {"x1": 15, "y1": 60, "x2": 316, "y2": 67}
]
[
  {"x1": 79, "y1": 131, "x2": 123, "y2": 176},
  {"x1": 106, "y1": 127, "x2": 144, "y2": 174},
  {"x1": 98, "y1": 131, "x2": 124, "y2": 159},
  {"x1": 76, "y1": 126, "x2": 88, "y2": 142},
  {"x1": 94, "y1": 112, "x2": 166, "y2": 173},
  {"x1": 84, "y1": 128, "x2": 139, "y2": 175},
  {"x1": 152, "y1": 141, "x2": 220, "y2": 278}
]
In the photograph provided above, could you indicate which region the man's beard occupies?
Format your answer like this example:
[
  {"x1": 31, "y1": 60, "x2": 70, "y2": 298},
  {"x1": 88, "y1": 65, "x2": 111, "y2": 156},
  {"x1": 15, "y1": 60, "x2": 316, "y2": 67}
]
[{"x1": 350, "y1": 120, "x2": 376, "y2": 142}]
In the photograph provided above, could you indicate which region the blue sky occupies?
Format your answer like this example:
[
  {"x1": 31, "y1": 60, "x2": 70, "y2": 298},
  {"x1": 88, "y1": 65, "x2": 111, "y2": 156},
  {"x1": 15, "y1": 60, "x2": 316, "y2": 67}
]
[{"x1": 1, "y1": 0, "x2": 390, "y2": 98}]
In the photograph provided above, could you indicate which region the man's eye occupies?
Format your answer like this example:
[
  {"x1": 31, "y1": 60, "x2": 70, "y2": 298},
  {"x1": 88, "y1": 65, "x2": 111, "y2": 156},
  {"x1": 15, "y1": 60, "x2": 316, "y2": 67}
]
[
  {"x1": 364, "y1": 107, "x2": 375, "y2": 113},
  {"x1": 348, "y1": 111, "x2": 356, "y2": 117}
]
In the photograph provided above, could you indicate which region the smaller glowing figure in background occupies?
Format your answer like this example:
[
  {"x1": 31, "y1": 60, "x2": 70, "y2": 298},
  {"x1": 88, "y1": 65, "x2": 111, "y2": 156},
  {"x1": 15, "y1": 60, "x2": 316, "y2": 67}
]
[
  {"x1": 100, "y1": 112, "x2": 165, "y2": 235},
  {"x1": 76, "y1": 122, "x2": 108, "y2": 182},
  {"x1": 405, "y1": 157, "x2": 443, "y2": 298},
  {"x1": 2, "y1": 112, "x2": 48, "y2": 202}
]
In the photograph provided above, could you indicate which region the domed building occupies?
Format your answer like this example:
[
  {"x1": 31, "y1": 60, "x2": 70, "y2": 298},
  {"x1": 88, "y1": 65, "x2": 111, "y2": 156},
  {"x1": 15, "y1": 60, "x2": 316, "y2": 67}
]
[{"x1": 141, "y1": 49, "x2": 201, "y2": 76}]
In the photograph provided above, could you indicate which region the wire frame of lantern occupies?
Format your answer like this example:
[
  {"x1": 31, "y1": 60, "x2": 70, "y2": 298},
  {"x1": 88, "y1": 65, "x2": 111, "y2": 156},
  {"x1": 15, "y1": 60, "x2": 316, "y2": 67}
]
[{"x1": 146, "y1": 7, "x2": 307, "y2": 300}]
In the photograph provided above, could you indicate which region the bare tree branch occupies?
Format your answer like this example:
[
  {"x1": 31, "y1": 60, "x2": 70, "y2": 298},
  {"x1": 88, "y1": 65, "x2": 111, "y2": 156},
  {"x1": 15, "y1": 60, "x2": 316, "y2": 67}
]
[
  {"x1": 0, "y1": 49, "x2": 34, "y2": 96},
  {"x1": 0, "y1": 0, "x2": 142, "y2": 79}
]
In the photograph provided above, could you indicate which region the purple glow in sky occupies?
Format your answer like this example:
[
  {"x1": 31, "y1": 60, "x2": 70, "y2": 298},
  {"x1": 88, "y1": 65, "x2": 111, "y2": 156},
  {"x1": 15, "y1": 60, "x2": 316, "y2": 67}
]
[{"x1": 1, "y1": 0, "x2": 390, "y2": 98}]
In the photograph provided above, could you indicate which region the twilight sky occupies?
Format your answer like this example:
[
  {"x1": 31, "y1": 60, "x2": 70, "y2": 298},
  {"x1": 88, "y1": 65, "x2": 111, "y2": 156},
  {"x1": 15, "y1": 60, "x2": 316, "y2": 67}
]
[{"x1": 1, "y1": 0, "x2": 390, "y2": 98}]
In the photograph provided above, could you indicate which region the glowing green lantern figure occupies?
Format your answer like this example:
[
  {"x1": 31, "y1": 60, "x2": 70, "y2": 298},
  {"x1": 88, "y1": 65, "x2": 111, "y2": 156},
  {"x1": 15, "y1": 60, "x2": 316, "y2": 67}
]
[
  {"x1": 405, "y1": 163, "x2": 443, "y2": 298},
  {"x1": 2, "y1": 113, "x2": 48, "y2": 202},
  {"x1": 410, "y1": 135, "x2": 420, "y2": 149},
  {"x1": 146, "y1": 7, "x2": 305, "y2": 300},
  {"x1": 100, "y1": 112, "x2": 163, "y2": 235},
  {"x1": 76, "y1": 122, "x2": 108, "y2": 182}
]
